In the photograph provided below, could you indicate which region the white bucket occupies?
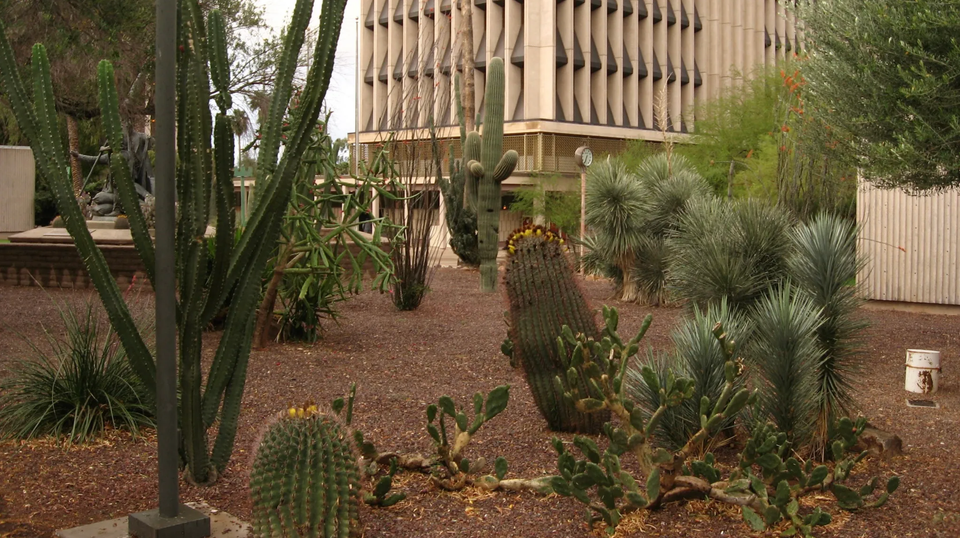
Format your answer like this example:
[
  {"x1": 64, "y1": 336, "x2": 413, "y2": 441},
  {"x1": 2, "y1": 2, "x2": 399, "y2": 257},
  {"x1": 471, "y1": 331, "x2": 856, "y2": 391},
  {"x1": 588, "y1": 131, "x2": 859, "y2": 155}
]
[{"x1": 905, "y1": 349, "x2": 941, "y2": 394}]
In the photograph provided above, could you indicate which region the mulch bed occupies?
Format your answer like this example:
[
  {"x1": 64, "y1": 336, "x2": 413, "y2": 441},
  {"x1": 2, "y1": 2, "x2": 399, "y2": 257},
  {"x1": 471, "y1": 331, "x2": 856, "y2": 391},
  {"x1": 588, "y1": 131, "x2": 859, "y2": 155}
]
[{"x1": 1, "y1": 267, "x2": 959, "y2": 537}]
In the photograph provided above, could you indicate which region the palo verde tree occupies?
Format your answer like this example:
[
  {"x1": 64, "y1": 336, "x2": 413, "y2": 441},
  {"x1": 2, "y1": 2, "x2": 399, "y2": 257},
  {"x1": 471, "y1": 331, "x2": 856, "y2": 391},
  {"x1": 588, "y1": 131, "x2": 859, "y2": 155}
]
[
  {"x1": 0, "y1": 0, "x2": 347, "y2": 484},
  {"x1": 802, "y1": 0, "x2": 960, "y2": 192}
]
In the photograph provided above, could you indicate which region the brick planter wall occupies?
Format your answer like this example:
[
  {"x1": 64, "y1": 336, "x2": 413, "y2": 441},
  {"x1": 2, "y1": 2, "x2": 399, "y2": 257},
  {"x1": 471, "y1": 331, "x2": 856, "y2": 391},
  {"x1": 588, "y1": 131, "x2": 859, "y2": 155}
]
[{"x1": 0, "y1": 243, "x2": 146, "y2": 288}]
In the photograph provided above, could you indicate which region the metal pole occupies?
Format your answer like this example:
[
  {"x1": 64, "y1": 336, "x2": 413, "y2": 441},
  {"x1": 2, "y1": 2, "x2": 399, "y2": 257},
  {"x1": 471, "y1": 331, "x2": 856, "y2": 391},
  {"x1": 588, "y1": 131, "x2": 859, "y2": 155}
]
[
  {"x1": 355, "y1": 16, "x2": 360, "y2": 178},
  {"x1": 580, "y1": 167, "x2": 586, "y2": 274},
  {"x1": 154, "y1": 0, "x2": 179, "y2": 519}
]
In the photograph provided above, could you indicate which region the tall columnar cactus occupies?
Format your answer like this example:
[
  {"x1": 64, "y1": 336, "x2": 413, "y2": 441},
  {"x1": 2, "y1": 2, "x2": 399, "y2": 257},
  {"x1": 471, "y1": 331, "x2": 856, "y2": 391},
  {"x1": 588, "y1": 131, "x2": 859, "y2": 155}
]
[
  {"x1": 0, "y1": 0, "x2": 348, "y2": 484},
  {"x1": 503, "y1": 225, "x2": 608, "y2": 433},
  {"x1": 463, "y1": 58, "x2": 519, "y2": 292},
  {"x1": 250, "y1": 405, "x2": 361, "y2": 537}
]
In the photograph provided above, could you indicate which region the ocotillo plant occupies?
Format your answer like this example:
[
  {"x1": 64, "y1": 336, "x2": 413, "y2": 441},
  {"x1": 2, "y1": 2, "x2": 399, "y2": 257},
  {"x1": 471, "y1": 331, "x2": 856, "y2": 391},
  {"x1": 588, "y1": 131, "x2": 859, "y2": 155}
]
[
  {"x1": 462, "y1": 57, "x2": 519, "y2": 292},
  {"x1": 0, "y1": 0, "x2": 348, "y2": 484},
  {"x1": 503, "y1": 224, "x2": 608, "y2": 433}
]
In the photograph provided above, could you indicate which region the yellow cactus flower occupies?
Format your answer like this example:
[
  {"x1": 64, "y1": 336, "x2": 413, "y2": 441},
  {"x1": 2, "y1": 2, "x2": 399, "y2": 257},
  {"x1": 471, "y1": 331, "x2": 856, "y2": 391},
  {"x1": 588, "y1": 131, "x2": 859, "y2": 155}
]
[{"x1": 508, "y1": 245, "x2": 516, "y2": 254}]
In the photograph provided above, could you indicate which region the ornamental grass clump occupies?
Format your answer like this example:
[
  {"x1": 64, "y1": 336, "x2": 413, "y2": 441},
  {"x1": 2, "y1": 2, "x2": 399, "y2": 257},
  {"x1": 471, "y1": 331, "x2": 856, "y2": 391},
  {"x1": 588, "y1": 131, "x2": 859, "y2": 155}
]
[{"x1": 0, "y1": 297, "x2": 154, "y2": 444}]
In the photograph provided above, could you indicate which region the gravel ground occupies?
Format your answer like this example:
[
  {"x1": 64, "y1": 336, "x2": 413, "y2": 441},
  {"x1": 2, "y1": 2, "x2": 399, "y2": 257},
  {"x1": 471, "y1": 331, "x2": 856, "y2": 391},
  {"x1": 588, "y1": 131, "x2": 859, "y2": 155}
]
[{"x1": 0, "y1": 267, "x2": 958, "y2": 537}]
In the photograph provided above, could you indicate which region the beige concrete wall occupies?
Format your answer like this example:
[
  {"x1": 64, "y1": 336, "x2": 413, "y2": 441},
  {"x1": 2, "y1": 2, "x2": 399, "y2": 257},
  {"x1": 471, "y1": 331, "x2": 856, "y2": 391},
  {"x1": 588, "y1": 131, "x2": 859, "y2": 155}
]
[
  {"x1": 0, "y1": 146, "x2": 36, "y2": 232},
  {"x1": 359, "y1": 0, "x2": 798, "y2": 138},
  {"x1": 858, "y1": 181, "x2": 960, "y2": 305}
]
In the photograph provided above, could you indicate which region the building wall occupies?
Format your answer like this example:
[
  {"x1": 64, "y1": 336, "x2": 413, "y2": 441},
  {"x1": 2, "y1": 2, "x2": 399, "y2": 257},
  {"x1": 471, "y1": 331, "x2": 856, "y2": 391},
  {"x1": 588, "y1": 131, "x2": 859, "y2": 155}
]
[
  {"x1": 357, "y1": 0, "x2": 799, "y2": 156},
  {"x1": 0, "y1": 146, "x2": 36, "y2": 232},
  {"x1": 858, "y1": 182, "x2": 960, "y2": 305}
]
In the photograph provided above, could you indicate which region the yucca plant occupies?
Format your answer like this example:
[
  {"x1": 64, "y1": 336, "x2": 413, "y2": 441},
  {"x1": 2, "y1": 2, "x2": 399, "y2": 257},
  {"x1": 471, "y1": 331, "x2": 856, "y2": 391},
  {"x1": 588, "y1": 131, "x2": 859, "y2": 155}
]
[
  {"x1": 788, "y1": 213, "x2": 865, "y2": 453},
  {"x1": 668, "y1": 197, "x2": 793, "y2": 312},
  {"x1": 747, "y1": 283, "x2": 823, "y2": 446},
  {"x1": 585, "y1": 154, "x2": 710, "y2": 304},
  {"x1": 0, "y1": 0, "x2": 348, "y2": 484},
  {"x1": 0, "y1": 298, "x2": 154, "y2": 444},
  {"x1": 584, "y1": 159, "x2": 647, "y2": 301},
  {"x1": 628, "y1": 298, "x2": 751, "y2": 450}
]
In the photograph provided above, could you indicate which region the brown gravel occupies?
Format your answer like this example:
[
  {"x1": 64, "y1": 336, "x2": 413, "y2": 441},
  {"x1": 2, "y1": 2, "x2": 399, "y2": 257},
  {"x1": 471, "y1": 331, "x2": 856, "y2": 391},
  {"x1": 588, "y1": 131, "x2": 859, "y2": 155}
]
[{"x1": 1, "y1": 267, "x2": 959, "y2": 537}]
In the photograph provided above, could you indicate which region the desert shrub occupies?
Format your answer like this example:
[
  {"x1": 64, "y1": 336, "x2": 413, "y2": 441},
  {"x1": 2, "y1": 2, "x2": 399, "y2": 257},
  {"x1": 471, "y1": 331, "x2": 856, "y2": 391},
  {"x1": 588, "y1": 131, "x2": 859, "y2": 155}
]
[
  {"x1": 667, "y1": 197, "x2": 793, "y2": 311},
  {"x1": 0, "y1": 298, "x2": 154, "y2": 443}
]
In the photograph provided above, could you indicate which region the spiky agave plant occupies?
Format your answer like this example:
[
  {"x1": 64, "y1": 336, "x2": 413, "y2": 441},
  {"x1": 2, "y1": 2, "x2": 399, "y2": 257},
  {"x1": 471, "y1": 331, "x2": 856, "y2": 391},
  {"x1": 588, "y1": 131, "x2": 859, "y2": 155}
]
[
  {"x1": 0, "y1": 0, "x2": 348, "y2": 483},
  {"x1": 788, "y1": 213, "x2": 865, "y2": 454}
]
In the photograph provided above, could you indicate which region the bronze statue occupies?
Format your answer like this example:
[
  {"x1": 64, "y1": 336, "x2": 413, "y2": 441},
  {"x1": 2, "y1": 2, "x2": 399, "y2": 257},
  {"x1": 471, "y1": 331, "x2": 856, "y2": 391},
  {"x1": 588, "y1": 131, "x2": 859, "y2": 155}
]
[{"x1": 73, "y1": 127, "x2": 156, "y2": 216}]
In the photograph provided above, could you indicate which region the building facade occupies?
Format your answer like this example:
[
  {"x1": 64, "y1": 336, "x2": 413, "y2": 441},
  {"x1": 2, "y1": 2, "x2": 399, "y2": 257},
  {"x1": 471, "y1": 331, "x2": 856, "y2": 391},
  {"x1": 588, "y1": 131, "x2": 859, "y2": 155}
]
[{"x1": 355, "y1": 0, "x2": 799, "y2": 176}]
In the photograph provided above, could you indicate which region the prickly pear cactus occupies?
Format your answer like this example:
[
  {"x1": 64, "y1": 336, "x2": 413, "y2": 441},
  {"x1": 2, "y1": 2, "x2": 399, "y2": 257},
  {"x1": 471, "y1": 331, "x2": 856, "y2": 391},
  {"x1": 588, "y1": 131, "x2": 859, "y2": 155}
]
[
  {"x1": 503, "y1": 224, "x2": 608, "y2": 433},
  {"x1": 250, "y1": 405, "x2": 361, "y2": 538},
  {"x1": 464, "y1": 57, "x2": 519, "y2": 292}
]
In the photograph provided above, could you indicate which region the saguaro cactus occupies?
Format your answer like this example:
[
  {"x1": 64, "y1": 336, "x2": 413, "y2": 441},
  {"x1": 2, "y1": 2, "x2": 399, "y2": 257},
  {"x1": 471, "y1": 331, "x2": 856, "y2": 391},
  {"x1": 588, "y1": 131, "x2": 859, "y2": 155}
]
[
  {"x1": 0, "y1": 0, "x2": 348, "y2": 484},
  {"x1": 250, "y1": 405, "x2": 361, "y2": 537},
  {"x1": 503, "y1": 225, "x2": 608, "y2": 433},
  {"x1": 463, "y1": 57, "x2": 519, "y2": 292}
]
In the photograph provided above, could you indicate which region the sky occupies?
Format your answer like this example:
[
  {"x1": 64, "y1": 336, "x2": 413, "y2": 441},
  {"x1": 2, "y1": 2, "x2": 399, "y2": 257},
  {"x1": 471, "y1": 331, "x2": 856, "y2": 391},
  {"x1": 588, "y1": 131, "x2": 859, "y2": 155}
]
[{"x1": 259, "y1": 0, "x2": 361, "y2": 140}]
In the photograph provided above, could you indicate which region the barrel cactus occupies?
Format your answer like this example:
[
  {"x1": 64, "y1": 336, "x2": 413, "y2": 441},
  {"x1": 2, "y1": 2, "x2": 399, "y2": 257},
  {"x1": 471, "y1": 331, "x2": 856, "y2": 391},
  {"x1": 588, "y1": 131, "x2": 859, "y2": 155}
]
[
  {"x1": 503, "y1": 224, "x2": 608, "y2": 433},
  {"x1": 250, "y1": 405, "x2": 361, "y2": 538}
]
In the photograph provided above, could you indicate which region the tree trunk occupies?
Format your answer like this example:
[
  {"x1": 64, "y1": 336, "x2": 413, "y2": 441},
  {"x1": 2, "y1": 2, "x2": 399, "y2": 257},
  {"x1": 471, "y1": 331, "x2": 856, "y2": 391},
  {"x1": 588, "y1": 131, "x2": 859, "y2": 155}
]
[
  {"x1": 619, "y1": 257, "x2": 638, "y2": 302},
  {"x1": 66, "y1": 114, "x2": 83, "y2": 195},
  {"x1": 254, "y1": 238, "x2": 295, "y2": 348},
  {"x1": 727, "y1": 160, "x2": 736, "y2": 199},
  {"x1": 461, "y1": 1, "x2": 476, "y2": 132}
]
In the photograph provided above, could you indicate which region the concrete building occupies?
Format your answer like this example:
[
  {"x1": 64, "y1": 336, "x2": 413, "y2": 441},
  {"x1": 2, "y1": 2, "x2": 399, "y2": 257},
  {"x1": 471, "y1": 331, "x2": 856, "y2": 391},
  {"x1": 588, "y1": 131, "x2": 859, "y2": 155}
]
[{"x1": 350, "y1": 0, "x2": 801, "y2": 241}]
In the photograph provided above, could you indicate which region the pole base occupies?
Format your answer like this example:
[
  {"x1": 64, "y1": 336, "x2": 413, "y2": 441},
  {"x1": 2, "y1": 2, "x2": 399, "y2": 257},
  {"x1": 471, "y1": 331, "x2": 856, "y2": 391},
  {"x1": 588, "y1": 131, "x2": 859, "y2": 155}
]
[{"x1": 128, "y1": 504, "x2": 211, "y2": 538}]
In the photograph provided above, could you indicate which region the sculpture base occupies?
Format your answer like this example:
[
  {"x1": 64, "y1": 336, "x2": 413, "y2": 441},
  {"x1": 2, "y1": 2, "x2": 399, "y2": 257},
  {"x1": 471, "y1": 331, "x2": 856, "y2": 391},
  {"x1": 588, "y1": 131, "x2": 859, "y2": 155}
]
[{"x1": 128, "y1": 504, "x2": 210, "y2": 538}]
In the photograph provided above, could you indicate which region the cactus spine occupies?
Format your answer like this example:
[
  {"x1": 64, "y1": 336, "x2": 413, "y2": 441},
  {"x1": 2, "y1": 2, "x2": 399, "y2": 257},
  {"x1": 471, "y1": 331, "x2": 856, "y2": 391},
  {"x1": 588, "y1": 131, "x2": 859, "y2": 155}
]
[
  {"x1": 463, "y1": 57, "x2": 518, "y2": 292},
  {"x1": 250, "y1": 406, "x2": 361, "y2": 537},
  {"x1": 503, "y1": 225, "x2": 608, "y2": 433},
  {"x1": 0, "y1": 0, "x2": 348, "y2": 484}
]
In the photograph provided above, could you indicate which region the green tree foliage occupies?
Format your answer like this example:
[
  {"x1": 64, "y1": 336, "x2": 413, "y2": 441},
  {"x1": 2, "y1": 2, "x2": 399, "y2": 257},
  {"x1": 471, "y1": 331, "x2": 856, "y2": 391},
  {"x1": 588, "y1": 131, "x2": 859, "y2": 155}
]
[
  {"x1": 803, "y1": 0, "x2": 960, "y2": 192},
  {"x1": 509, "y1": 174, "x2": 582, "y2": 235}
]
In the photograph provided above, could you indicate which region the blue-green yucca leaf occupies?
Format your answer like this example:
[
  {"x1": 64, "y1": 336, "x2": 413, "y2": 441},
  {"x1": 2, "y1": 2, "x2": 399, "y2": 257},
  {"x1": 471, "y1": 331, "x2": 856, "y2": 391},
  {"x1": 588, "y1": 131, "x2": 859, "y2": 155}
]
[{"x1": 747, "y1": 283, "x2": 823, "y2": 446}]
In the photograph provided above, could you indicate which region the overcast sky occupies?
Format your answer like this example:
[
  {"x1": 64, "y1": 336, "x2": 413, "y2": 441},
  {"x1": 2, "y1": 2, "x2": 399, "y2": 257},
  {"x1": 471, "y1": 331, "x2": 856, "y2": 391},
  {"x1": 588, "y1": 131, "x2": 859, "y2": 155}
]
[{"x1": 258, "y1": 0, "x2": 361, "y2": 140}]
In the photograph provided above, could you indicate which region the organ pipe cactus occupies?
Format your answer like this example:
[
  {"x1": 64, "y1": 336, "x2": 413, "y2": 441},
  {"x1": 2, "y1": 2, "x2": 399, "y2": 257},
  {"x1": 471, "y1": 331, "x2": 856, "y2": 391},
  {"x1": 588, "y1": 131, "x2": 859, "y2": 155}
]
[
  {"x1": 250, "y1": 404, "x2": 361, "y2": 537},
  {"x1": 463, "y1": 57, "x2": 519, "y2": 292},
  {"x1": 503, "y1": 225, "x2": 608, "y2": 433},
  {"x1": 0, "y1": 0, "x2": 348, "y2": 484}
]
